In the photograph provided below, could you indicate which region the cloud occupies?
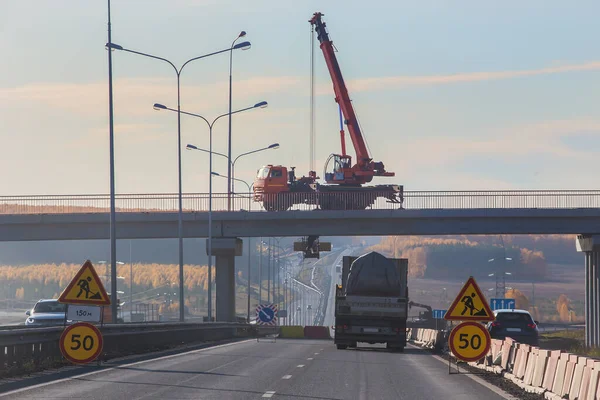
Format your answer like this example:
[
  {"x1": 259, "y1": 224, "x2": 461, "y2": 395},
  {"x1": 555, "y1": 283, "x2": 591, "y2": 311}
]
[
  {"x1": 345, "y1": 61, "x2": 600, "y2": 93},
  {"x1": 395, "y1": 118, "x2": 600, "y2": 174},
  {"x1": 0, "y1": 75, "x2": 304, "y2": 118}
]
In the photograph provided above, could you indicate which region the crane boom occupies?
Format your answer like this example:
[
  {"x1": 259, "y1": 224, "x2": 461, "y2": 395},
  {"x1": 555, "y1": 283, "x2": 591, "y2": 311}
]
[
  {"x1": 309, "y1": 12, "x2": 394, "y2": 185},
  {"x1": 309, "y1": 12, "x2": 369, "y2": 165}
]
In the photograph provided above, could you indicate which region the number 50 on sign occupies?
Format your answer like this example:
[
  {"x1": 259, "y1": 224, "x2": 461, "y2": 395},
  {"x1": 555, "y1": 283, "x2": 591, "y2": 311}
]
[
  {"x1": 59, "y1": 322, "x2": 103, "y2": 364},
  {"x1": 449, "y1": 321, "x2": 491, "y2": 362}
]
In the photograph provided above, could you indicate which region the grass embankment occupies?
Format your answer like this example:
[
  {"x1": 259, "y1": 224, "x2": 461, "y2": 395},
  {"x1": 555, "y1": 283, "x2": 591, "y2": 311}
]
[{"x1": 539, "y1": 329, "x2": 600, "y2": 358}]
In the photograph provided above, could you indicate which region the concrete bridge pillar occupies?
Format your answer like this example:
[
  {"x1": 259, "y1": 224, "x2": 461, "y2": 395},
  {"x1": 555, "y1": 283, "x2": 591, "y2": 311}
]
[
  {"x1": 206, "y1": 237, "x2": 243, "y2": 322},
  {"x1": 576, "y1": 235, "x2": 600, "y2": 347}
]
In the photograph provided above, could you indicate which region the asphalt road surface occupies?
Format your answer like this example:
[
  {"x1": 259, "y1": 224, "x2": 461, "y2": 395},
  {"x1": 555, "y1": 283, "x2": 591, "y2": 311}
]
[{"x1": 3, "y1": 339, "x2": 509, "y2": 400}]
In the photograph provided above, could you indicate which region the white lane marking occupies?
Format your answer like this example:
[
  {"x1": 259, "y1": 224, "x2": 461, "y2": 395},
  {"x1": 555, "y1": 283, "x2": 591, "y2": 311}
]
[
  {"x1": 307, "y1": 357, "x2": 313, "y2": 360},
  {"x1": 314, "y1": 352, "x2": 319, "y2": 355},
  {"x1": 263, "y1": 391, "x2": 276, "y2": 398},
  {"x1": 282, "y1": 375, "x2": 292, "y2": 379},
  {"x1": 407, "y1": 344, "x2": 517, "y2": 400},
  {"x1": 297, "y1": 364, "x2": 305, "y2": 368},
  {"x1": 0, "y1": 339, "x2": 255, "y2": 398}
]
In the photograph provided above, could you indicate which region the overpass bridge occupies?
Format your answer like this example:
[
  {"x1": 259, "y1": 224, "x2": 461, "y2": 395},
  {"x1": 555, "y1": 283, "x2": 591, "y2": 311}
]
[{"x1": 1, "y1": 190, "x2": 599, "y2": 345}]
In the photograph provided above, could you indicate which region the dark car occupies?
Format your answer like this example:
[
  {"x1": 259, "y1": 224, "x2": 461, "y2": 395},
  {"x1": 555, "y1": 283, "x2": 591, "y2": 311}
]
[
  {"x1": 486, "y1": 309, "x2": 539, "y2": 346},
  {"x1": 25, "y1": 299, "x2": 70, "y2": 327}
]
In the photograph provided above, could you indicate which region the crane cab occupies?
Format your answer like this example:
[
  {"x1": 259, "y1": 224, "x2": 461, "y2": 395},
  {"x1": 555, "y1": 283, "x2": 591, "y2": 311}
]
[{"x1": 253, "y1": 165, "x2": 290, "y2": 201}]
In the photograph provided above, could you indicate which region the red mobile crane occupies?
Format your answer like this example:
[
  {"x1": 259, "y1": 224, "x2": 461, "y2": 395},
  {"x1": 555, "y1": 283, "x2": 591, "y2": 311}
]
[{"x1": 253, "y1": 12, "x2": 403, "y2": 211}]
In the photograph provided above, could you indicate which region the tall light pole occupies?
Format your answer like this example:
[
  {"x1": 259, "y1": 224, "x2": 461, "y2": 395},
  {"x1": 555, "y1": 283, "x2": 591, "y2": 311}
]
[
  {"x1": 228, "y1": 31, "x2": 248, "y2": 211},
  {"x1": 187, "y1": 143, "x2": 279, "y2": 210},
  {"x1": 154, "y1": 101, "x2": 268, "y2": 321},
  {"x1": 231, "y1": 144, "x2": 279, "y2": 199},
  {"x1": 259, "y1": 238, "x2": 263, "y2": 303},
  {"x1": 106, "y1": 0, "x2": 118, "y2": 324},
  {"x1": 212, "y1": 172, "x2": 252, "y2": 321},
  {"x1": 105, "y1": 40, "x2": 251, "y2": 322}
]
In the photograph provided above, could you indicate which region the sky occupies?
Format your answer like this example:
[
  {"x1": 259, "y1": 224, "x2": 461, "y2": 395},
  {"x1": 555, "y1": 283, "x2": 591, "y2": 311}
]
[{"x1": 1, "y1": 0, "x2": 600, "y2": 195}]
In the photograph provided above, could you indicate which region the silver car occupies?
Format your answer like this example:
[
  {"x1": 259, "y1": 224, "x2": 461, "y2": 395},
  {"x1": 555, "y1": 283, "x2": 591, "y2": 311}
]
[{"x1": 25, "y1": 299, "x2": 70, "y2": 326}]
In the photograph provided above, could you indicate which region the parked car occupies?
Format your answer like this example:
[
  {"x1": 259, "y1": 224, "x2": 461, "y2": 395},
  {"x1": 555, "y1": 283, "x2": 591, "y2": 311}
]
[
  {"x1": 486, "y1": 309, "x2": 539, "y2": 346},
  {"x1": 25, "y1": 299, "x2": 70, "y2": 327}
]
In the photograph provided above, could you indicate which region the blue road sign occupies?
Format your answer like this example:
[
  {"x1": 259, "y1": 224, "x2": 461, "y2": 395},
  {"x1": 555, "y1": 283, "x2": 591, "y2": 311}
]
[
  {"x1": 432, "y1": 309, "x2": 447, "y2": 319},
  {"x1": 490, "y1": 298, "x2": 516, "y2": 311},
  {"x1": 256, "y1": 304, "x2": 278, "y2": 325}
]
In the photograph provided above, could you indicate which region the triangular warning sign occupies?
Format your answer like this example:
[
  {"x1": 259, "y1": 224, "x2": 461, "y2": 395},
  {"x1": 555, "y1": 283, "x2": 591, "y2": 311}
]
[
  {"x1": 58, "y1": 260, "x2": 111, "y2": 306},
  {"x1": 444, "y1": 276, "x2": 494, "y2": 321}
]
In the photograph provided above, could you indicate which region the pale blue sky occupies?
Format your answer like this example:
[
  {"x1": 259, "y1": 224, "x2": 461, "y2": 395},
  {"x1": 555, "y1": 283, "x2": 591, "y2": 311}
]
[{"x1": 1, "y1": 0, "x2": 599, "y2": 195}]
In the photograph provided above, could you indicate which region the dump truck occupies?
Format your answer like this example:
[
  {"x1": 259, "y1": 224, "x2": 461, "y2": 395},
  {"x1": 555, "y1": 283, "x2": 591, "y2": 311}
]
[{"x1": 334, "y1": 252, "x2": 408, "y2": 352}]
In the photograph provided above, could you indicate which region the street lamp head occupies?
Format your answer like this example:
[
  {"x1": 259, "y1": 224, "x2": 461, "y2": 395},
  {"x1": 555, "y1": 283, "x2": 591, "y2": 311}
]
[
  {"x1": 211, "y1": 172, "x2": 222, "y2": 177},
  {"x1": 153, "y1": 103, "x2": 167, "y2": 111},
  {"x1": 105, "y1": 42, "x2": 123, "y2": 51},
  {"x1": 186, "y1": 144, "x2": 198, "y2": 150},
  {"x1": 238, "y1": 31, "x2": 247, "y2": 38},
  {"x1": 254, "y1": 101, "x2": 268, "y2": 109},
  {"x1": 234, "y1": 41, "x2": 251, "y2": 51},
  {"x1": 268, "y1": 143, "x2": 280, "y2": 149}
]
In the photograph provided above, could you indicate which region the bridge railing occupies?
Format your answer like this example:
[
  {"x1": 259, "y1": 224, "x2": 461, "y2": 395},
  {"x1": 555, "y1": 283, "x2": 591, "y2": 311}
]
[{"x1": 1, "y1": 190, "x2": 599, "y2": 214}]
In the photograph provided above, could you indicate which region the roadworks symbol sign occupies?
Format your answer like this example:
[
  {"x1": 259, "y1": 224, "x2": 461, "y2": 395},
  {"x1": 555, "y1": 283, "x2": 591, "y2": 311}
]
[
  {"x1": 58, "y1": 260, "x2": 111, "y2": 306},
  {"x1": 444, "y1": 276, "x2": 494, "y2": 322}
]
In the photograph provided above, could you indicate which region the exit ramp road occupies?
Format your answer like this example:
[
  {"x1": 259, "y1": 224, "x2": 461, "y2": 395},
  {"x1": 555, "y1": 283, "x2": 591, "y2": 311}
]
[{"x1": 2, "y1": 339, "x2": 510, "y2": 399}]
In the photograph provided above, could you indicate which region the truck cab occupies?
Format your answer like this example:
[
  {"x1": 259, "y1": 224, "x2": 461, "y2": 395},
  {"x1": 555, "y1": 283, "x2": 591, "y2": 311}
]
[{"x1": 253, "y1": 165, "x2": 289, "y2": 201}]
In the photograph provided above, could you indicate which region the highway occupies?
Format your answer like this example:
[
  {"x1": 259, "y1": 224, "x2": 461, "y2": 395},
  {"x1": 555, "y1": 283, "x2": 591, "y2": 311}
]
[{"x1": 3, "y1": 339, "x2": 508, "y2": 399}]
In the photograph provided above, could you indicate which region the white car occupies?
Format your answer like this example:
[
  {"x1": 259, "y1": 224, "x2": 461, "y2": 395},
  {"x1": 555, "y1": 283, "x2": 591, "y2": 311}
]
[{"x1": 25, "y1": 299, "x2": 71, "y2": 327}]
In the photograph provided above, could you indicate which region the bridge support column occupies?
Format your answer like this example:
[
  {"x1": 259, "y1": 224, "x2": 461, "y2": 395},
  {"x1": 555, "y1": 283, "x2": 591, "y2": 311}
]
[
  {"x1": 206, "y1": 238, "x2": 243, "y2": 322},
  {"x1": 576, "y1": 235, "x2": 600, "y2": 347}
]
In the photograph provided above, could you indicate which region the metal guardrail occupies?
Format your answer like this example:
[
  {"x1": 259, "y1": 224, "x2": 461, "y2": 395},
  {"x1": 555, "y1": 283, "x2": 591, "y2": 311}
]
[
  {"x1": 0, "y1": 322, "x2": 255, "y2": 374},
  {"x1": 1, "y1": 190, "x2": 600, "y2": 214}
]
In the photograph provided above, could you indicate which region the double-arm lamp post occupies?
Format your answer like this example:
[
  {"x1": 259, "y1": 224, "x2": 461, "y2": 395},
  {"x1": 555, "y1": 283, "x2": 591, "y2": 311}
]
[
  {"x1": 153, "y1": 101, "x2": 268, "y2": 320},
  {"x1": 105, "y1": 38, "x2": 250, "y2": 322}
]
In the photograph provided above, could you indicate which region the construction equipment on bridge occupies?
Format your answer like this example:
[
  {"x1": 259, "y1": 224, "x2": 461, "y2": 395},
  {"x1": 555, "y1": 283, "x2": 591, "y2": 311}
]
[
  {"x1": 293, "y1": 235, "x2": 331, "y2": 259},
  {"x1": 253, "y1": 12, "x2": 403, "y2": 211},
  {"x1": 406, "y1": 300, "x2": 446, "y2": 330},
  {"x1": 334, "y1": 252, "x2": 408, "y2": 352}
]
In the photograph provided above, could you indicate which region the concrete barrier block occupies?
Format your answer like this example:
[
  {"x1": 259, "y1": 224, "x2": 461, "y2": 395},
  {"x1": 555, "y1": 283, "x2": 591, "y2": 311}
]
[
  {"x1": 586, "y1": 361, "x2": 600, "y2": 400},
  {"x1": 562, "y1": 354, "x2": 580, "y2": 397},
  {"x1": 303, "y1": 326, "x2": 331, "y2": 339},
  {"x1": 501, "y1": 337, "x2": 515, "y2": 371},
  {"x1": 516, "y1": 344, "x2": 531, "y2": 379},
  {"x1": 279, "y1": 325, "x2": 305, "y2": 339},
  {"x1": 578, "y1": 358, "x2": 595, "y2": 400},
  {"x1": 542, "y1": 350, "x2": 562, "y2": 391},
  {"x1": 512, "y1": 344, "x2": 525, "y2": 377},
  {"x1": 553, "y1": 353, "x2": 570, "y2": 396},
  {"x1": 524, "y1": 347, "x2": 539, "y2": 386},
  {"x1": 533, "y1": 349, "x2": 550, "y2": 388},
  {"x1": 569, "y1": 356, "x2": 587, "y2": 399}
]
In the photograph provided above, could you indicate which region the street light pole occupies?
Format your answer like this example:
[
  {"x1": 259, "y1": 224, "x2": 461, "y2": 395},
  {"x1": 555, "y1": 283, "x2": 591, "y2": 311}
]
[
  {"x1": 228, "y1": 31, "x2": 247, "y2": 211},
  {"x1": 231, "y1": 143, "x2": 279, "y2": 200},
  {"x1": 106, "y1": 0, "x2": 118, "y2": 324},
  {"x1": 106, "y1": 40, "x2": 251, "y2": 322},
  {"x1": 188, "y1": 145, "x2": 278, "y2": 210},
  {"x1": 154, "y1": 101, "x2": 268, "y2": 321}
]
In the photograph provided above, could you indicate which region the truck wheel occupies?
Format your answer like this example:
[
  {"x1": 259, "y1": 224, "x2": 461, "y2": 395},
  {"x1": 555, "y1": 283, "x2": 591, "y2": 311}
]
[
  {"x1": 349, "y1": 341, "x2": 357, "y2": 348},
  {"x1": 336, "y1": 344, "x2": 348, "y2": 350}
]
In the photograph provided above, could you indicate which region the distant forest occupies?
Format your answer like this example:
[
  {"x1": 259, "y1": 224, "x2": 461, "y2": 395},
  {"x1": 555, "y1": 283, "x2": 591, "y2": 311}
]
[{"x1": 370, "y1": 234, "x2": 580, "y2": 280}]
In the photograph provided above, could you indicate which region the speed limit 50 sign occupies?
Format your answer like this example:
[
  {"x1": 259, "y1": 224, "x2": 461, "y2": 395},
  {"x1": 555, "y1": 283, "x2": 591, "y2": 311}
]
[
  {"x1": 448, "y1": 321, "x2": 491, "y2": 362},
  {"x1": 59, "y1": 322, "x2": 103, "y2": 364}
]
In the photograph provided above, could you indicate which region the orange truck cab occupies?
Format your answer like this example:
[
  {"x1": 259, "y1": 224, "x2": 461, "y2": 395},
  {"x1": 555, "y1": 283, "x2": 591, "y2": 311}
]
[{"x1": 253, "y1": 165, "x2": 290, "y2": 201}]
